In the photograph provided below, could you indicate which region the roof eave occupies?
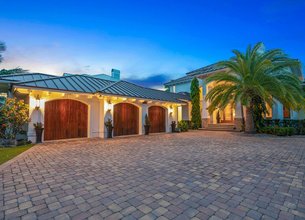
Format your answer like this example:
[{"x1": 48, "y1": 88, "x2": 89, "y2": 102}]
[{"x1": 12, "y1": 85, "x2": 186, "y2": 104}]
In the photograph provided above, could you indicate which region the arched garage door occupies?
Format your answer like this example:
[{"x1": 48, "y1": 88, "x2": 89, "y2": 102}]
[
  {"x1": 149, "y1": 106, "x2": 166, "y2": 133},
  {"x1": 114, "y1": 103, "x2": 139, "y2": 136},
  {"x1": 44, "y1": 99, "x2": 88, "y2": 141}
]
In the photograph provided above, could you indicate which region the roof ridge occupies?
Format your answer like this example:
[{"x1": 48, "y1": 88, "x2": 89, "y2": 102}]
[
  {"x1": 98, "y1": 80, "x2": 122, "y2": 92},
  {"x1": 186, "y1": 62, "x2": 222, "y2": 75},
  {"x1": 0, "y1": 72, "x2": 55, "y2": 78},
  {"x1": 13, "y1": 73, "x2": 115, "y2": 85},
  {"x1": 117, "y1": 80, "x2": 189, "y2": 97}
]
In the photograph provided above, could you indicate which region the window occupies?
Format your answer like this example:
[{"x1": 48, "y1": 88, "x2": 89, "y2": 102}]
[{"x1": 283, "y1": 106, "x2": 290, "y2": 119}]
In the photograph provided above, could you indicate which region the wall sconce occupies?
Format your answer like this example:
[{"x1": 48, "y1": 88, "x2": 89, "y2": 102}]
[
  {"x1": 169, "y1": 106, "x2": 173, "y2": 115},
  {"x1": 35, "y1": 95, "x2": 40, "y2": 110},
  {"x1": 107, "y1": 101, "x2": 113, "y2": 112}
]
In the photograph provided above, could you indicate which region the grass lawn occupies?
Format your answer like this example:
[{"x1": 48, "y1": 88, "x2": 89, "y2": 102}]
[{"x1": 0, "y1": 144, "x2": 34, "y2": 165}]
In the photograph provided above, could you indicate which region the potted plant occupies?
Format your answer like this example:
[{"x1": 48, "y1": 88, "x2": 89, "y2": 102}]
[
  {"x1": 33, "y1": 122, "x2": 44, "y2": 143},
  {"x1": 105, "y1": 118, "x2": 113, "y2": 138},
  {"x1": 171, "y1": 121, "x2": 176, "y2": 132},
  {"x1": 216, "y1": 110, "x2": 221, "y2": 124},
  {"x1": 144, "y1": 114, "x2": 150, "y2": 135}
]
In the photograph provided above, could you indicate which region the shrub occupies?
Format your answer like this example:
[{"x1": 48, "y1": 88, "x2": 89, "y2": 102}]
[
  {"x1": 261, "y1": 126, "x2": 296, "y2": 136},
  {"x1": 275, "y1": 127, "x2": 288, "y2": 136},
  {"x1": 0, "y1": 98, "x2": 29, "y2": 140},
  {"x1": 263, "y1": 119, "x2": 305, "y2": 135},
  {"x1": 287, "y1": 127, "x2": 295, "y2": 136},
  {"x1": 260, "y1": 126, "x2": 274, "y2": 134},
  {"x1": 178, "y1": 120, "x2": 189, "y2": 132},
  {"x1": 190, "y1": 78, "x2": 201, "y2": 129}
]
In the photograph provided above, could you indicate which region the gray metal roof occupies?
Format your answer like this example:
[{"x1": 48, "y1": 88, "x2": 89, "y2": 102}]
[
  {"x1": 14, "y1": 74, "x2": 189, "y2": 103},
  {"x1": 0, "y1": 73, "x2": 56, "y2": 82},
  {"x1": 14, "y1": 75, "x2": 114, "y2": 93},
  {"x1": 98, "y1": 81, "x2": 190, "y2": 102},
  {"x1": 164, "y1": 63, "x2": 225, "y2": 86}
]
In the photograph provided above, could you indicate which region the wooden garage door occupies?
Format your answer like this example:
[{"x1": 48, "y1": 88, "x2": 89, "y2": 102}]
[
  {"x1": 149, "y1": 106, "x2": 166, "y2": 133},
  {"x1": 44, "y1": 99, "x2": 88, "y2": 141},
  {"x1": 114, "y1": 103, "x2": 139, "y2": 136}
]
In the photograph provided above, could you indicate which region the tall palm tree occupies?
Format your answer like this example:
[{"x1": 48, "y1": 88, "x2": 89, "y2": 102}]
[
  {"x1": 205, "y1": 42, "x2": 304, "y2": 133},
  {"x1": 0, "y1": 41, "x2": 5, "y2": 63}
]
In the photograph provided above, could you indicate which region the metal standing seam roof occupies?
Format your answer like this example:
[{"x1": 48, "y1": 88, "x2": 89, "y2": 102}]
[
  {"x1": 13, "y1": 74, "x2": 190, "y2": 103},
  {"x1": 164, "y1": 63, "x2": 226, "y2": 86},
  {"x1": 98, "y1": 80, "x2": 190, "y2": 103}
]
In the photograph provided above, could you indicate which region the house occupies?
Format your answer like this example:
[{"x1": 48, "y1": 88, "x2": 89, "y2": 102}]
[
  {"x1": 164, "y1": 63, "x2": 305, "y2": 130},
  {"x1": 0, "y1": 71, "x2": 190, "y2": 143}
]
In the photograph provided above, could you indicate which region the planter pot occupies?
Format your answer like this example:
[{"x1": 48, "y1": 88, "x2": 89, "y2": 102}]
[
  {"x1": 171, "y1": 123, "x2": 176, "y2": 133},
  {"x1": 144, "y1": 125, "x2": 150, "y2": 135},
  {"x1": 106, "y1": 127, "x2": 113, "y2": 138},
  {"x1": 35, "y1": 128, "x2": 44, "y2": 143}
]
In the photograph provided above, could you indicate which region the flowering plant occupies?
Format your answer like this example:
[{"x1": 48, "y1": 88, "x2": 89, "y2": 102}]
[{"x1": 0, "y1": 98, "x2": 29, "y2": 140}]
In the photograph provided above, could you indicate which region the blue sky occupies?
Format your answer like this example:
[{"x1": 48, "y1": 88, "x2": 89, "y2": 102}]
[{"x1": 0, "y1": 0, "x2": 304, "y2": 88}]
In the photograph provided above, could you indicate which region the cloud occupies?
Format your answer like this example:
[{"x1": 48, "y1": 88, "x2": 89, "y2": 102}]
[
  {"x1": 0, "y1": 20, "x2": 209, "y2": 87},
  {"x1": 123, "y1": 74, "x2": 171, "y2": 89}
]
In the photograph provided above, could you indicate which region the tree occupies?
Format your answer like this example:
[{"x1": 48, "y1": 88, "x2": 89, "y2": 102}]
[
  {"x1": 0, "y1": 41, "x2": 5, "y2": 63},
  {"x1": 0, "y1": 42, "x2": 27, "y2": 75},
  {"x1": 0, "y1": 98, "x2": 29, "y2": 140},
  {"x1": 190, "y1": 77, "x2": 201, "y2": 129},
  {"x1": 0, "y1": 68, "x2": 28, "y2": 75},
  {"x1": 205, "y1": 42, "x2": 304, "y2": 133}
]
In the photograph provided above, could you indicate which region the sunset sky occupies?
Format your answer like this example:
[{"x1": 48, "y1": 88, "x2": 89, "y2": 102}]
[{"x1": 1, "y1": 0, "x2": 304, "y2": 88}]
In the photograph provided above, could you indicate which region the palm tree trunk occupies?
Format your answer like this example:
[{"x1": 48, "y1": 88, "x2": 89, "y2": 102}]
[{"x1": 244, "y1": 106, "x2": 255, "y2": 133}]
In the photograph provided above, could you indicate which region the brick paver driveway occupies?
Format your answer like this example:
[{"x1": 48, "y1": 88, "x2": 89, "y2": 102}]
[{"x1": 1, "y1": 131, "x2": 305, "y2": 220}]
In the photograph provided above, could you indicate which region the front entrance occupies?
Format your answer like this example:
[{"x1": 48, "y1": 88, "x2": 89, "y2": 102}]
[
  {"x1": 113, "y1": 103, "x2": 139, "y2": 136},
  {"x1": 220, "y1": 104, "x2": 234, "y2": 123},
  {"x1": 44, "y1": 99, "x2": 88, "y2": 141},
  {"x1": 148, "y1": 106, "x2": 166, "y2": 133}
]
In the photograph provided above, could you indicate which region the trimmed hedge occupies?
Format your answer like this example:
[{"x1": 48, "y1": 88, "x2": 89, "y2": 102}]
[
  {"x1": 261, "y1": 119, "x2": 305, "y2": 136},
  {"x1": 261, "y1": 126, "x2": 295, "y2": 136}
]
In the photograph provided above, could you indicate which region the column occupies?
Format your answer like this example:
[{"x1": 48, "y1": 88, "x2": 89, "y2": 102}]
[
  {"x1": 234, "y1": 102, "x2": 243, "y2": 131},
  {"x1": 141, "y1": 102, "x2": 148, "y2": 135},
  {"x1": 272, "y1": 100, "x2": 284, "y2": 120},
  {"x1": 28, "y1": 95, "x2": 44, "y2": 143},
  {"x1": 291, "y1": 110, "x2": 299, "y2": 120},
  {"x1": 201, "y1": 83, "x2": 210, "y2": 128}
]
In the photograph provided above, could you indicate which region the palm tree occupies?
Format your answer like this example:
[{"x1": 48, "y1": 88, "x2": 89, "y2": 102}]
[
  {"x1": 0, "y1": 41, "x2": 5, "y2": 63},
  {"x1": 205, "y1": 42, "x2": 304, "y2": 133}
]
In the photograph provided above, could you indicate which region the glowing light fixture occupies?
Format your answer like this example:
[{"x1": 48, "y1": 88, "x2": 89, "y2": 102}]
[
  {"x1": 35, "y1": 95, "x2": 41, "y2": 110},
  {"x1": 169, "y1": 105, "x2": 173, "y2": 115},
  {"x1": 107, "y1": 101, "x2": 113, "y2": 112}
]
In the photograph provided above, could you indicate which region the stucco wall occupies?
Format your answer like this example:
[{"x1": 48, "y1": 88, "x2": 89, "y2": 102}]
[{"x1": 25, "y1": 91, "x2": 182, "y2": 143}]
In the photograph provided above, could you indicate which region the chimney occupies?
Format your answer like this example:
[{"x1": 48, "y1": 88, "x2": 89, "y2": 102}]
[{"x1": 111, "y1": 69, "x2": 120, "y2": 80}]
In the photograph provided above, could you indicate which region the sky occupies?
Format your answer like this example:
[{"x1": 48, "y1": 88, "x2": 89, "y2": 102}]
[{"x1": 0, "y1": 0, "x2": 305, "y2": 89}]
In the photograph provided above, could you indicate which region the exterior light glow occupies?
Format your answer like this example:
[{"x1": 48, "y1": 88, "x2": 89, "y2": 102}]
[
  {"x1": 169, "y1": 105, "x2": 173, "y2": 115},
  {"x1": 35, "y1": 95, "x2": 41, "y2": 110},
  {"x1": 107, "y1": 101, "x2": 113, "y2": 112}
]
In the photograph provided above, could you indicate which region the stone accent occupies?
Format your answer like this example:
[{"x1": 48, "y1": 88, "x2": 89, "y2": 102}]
[
  {"x1": 234, "y1": 117, "x2": 243, "y2": 131},
  {"x1": 202, "y1": 118, "x2": 210, "y2": 128}
]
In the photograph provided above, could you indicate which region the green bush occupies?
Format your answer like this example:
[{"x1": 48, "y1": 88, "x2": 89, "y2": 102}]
[
  {"x1": 275, "y1": 127, "x2": 287, "y2": 136},
  {"x1": 263, "y1": 119, "x2": 305, "y2": 135},
  {"x1": 260, "y1": 126, "x2": 274, "y2": 134},
  {"x1": 261, "y1": 126, "x2": 296, "y2": 136},
  {"x1": 178, "y1": 120, "x2": 189, "y2": 132}
]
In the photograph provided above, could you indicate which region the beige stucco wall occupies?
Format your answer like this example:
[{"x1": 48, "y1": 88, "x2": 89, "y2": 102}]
[{"x1": 23, "y1": 89, "x2": 183, "y2": 143}]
